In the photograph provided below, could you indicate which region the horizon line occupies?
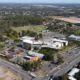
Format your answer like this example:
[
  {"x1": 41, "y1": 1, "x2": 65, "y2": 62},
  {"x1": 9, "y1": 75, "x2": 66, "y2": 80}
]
[{"x1": 0, "y1": 2, "x2": 80, "y2": 4}]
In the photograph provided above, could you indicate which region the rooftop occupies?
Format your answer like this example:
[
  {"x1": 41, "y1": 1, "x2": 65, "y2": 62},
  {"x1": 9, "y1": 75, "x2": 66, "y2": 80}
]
[
  {"x1": 28, "y1": 51, "x2": 44, "y2": 58},
  {"x1": 68, "y1": 68, "x2": 80, "y2": 77}
]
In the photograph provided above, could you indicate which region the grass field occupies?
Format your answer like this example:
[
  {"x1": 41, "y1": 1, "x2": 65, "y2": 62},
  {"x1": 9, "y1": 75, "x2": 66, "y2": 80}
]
[{"x1": 12, "y1": 25, "x2": 45, "y2": 34}]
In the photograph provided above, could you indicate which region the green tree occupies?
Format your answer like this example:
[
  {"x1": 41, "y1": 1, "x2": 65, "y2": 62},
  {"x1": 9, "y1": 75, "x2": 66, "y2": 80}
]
[
  {"x1": 57, "y1": 54, "x2": 63, "y2": 65},
  {"x1": 39, "y1": 33, "x2": 42, "y2": 38},
  {"x1": 60, "y1": 73, "x2": 68, "y2": 80}
]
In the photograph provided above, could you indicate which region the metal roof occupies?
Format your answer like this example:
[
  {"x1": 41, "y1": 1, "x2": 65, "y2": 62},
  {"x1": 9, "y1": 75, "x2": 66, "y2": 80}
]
[
  {"x1": 68, "y1": 68, "x2": 79, "y2": 77},
  {"x1": 28, "y1": 51, "x2": 44, "y2": 58}
]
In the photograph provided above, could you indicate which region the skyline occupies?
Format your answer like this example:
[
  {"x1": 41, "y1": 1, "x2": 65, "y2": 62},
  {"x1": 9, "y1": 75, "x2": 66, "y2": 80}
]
[{"x1": 0, "y1": 0, "x2": 80, "y2": 3}]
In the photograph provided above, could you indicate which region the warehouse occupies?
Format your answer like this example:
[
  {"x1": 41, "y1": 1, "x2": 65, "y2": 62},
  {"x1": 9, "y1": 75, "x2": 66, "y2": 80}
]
[{"x1": 67, "y1": 35, "x2": 80, "y2": 41}]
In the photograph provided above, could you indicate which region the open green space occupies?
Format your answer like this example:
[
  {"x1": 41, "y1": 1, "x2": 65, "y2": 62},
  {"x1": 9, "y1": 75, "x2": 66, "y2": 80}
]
[{"x1": 12, "y1": 25, "x2": 45, "y2": 34}]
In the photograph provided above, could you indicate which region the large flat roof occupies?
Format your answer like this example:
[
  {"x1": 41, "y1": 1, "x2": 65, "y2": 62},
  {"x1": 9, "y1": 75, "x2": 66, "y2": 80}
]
[
  {"x1": 68, "y1": 68, "x2": 79, "y2": 77},
  {"x1": 23, "y1": 40, "x2": 43, "y2": 44},
  {"x1": 28, "y1": 51, "x2": 44, "y2": 57},
  {"x1": 20, "y1": 36, "x2": 35, "y2": 41}
]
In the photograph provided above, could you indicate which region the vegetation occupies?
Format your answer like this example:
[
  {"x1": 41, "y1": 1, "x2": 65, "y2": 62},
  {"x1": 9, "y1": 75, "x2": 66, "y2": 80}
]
[
  {"x1": 2, "y1": 16, "x2": 43, "y2": 27},
  {"x1": 12, "y1": 25, "x2": 45, "y2": 34},
  {"x1": 14, "y1": 39, "x2": 22, "y2": 43},
  {"x1": 75, "y1": 71, "x2": 80, "y2": 80},
  {"x1": 21, "y1": 60, "x2": 42, "y2": 71},
  {"x1": 39, "y1": 48, "x2": 58, "y2": 61},
  {"x1": 11, "y1": 47, "x2": 15, "y2": 50},
  {"x1": 59, "y1": 73, "x2": 68, "y2": 80},
  {"x1": 57, "y1": 54, "x2": 63, "y2": 65}
]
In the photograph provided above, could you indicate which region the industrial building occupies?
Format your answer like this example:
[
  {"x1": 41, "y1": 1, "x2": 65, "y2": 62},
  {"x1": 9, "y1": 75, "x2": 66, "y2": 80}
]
[{"x1": 67, "y1": 35, "x2": 80, "y2": 41}]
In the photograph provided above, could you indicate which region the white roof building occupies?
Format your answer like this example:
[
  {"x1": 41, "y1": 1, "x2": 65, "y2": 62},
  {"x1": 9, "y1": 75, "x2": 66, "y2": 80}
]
[
  {"x1": 67, "y1": 35, "x2": 80, "y2": 41},
  {"x1": 41, "y1": 42, "x2": 63, "y2": 49},
  {"x1": 21, "y1": 36, "x2": 68, "y2": 50},
  {"x1": 52, "y1": 38, "x2": 68, "y2": 46},
  {"x1": 23, "y1": 40, "x2": 43, "y2": 45},
  {"x1": 28, "y1": 51, "x2": 44, "y2": 58},
  {"x1": 68, "y1": 68, "x2": 79, "y2": 77},
  {"x1": 20, "y1": 36, "x2": 35, "y2": 41},
  {"x1": 68, "y1": 76, "x2": 76, "y2": 80},
  {"x1": 68, "y1": 68, "x2": 79, "y2": 80}
]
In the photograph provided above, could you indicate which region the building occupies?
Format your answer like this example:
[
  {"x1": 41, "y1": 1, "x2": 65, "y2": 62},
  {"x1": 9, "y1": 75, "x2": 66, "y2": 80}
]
[
  {"x1": 21, "y1": 36, "x2": 68, "y2": 50},
  {"x1": 42, "y1": 38, "x2": 68, "y2": 49},
  {"x1": 68, "y1": 68, "x2": 80, "y2": 80},
  {"x1": 20, "y1": 36, "x2": 35, "y2": 41},
  {"x1": 41, "y1": 42, "x2": 63, "y2": 49},
  {"x1": 75, "y1": 22, "x2": 80, "y2": 26},
  {"x1": 67, "y1": 35, "x2": 80, "y2": 41},
  {"x1": 24, "y1": 56, "x2": 39, "y2": 61},
  {"x1": 22, "y1": 40, "x2": 43, "y2": 50},
  {"x1": 41, "y1": 30, "x2": 49, "y2": 33},
  {"x1": 28, "y1": 51, "x2": 44, "y2": 59}
]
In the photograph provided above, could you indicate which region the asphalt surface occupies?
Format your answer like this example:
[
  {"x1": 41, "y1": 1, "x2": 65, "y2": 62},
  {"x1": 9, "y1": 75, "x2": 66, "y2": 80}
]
[
  {"x1": 42, "y1": 32, "x2": 66, "y2": 38},
  {"x1": 40, "y1": 51, "x2": 80, "y2": 80},
  {"x1": 0, "y1": 59, "x2": 34, "y2": 80}
]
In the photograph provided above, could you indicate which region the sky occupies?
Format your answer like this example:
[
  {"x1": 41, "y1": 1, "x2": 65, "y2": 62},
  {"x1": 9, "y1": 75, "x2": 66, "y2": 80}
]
[{"x1": 0, "y1": 0, "x2": 80, "y2": 3}]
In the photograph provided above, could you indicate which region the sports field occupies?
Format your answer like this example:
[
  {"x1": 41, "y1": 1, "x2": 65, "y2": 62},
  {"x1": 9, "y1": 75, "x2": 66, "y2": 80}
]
[{"x1": 12, "y1": 25, "x2": 45, "y2": 33}]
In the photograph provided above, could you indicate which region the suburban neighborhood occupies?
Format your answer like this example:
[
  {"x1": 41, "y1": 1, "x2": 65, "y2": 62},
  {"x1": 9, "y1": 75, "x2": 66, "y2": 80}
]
[{"x1": 0, "y1": 2, "x2": 80, "y2": 80}]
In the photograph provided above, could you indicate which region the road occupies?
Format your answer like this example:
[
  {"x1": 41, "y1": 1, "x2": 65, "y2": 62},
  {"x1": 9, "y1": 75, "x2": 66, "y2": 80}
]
[
  {"x1": 0, "y1": 59, "x2": 34, "y2": 80},
  {"x1": 40, "y1": 52, "x2": 80, "y2": 80}
]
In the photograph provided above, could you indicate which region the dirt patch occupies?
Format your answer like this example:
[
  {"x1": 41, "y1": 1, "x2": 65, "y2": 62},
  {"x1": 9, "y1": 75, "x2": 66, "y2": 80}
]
[
  {"x1": 32, "y1": 70, "x2": 47, "y2": 77},
  {"x1": 54, "y1": 17, "x2": 80, "y2": 23},
  {"x1": 0, "y1": 66, "x2": 20, "y2": 80}
]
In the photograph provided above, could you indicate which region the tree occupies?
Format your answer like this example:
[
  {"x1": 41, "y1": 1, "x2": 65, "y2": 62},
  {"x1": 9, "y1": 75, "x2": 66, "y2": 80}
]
[
  {"x1": 57, "y1": 54, "x2": 63, "y2": 65},
  {"x1": 22, "y1": 30, "x2": 26, "y2": 36},
  {"x1": 60, "y1": 73, "x2": 68, "y2": 80},
  {"x1": 39, "y1": 33, "x2": 42, "y2": 38},
  {"x1": 35, "y1": 36, "x2": 38, "y2": 40},
  {"x1": 11, "y1": 47, "x2": 15, "y2": 50},
  {"x1": 75, "y1": 71, "x2": 80, "y2": 80}
]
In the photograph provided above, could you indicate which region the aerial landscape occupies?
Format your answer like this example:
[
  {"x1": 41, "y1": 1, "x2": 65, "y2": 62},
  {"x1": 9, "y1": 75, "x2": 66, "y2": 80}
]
[{"x1": 0, "y1": 0, "x2": 80, "y2": 80}]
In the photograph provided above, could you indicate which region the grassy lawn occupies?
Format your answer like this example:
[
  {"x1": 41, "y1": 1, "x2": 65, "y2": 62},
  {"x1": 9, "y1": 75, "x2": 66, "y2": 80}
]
[{"x1": 12, "y1": 25, "x2": 45, "y2": 34}]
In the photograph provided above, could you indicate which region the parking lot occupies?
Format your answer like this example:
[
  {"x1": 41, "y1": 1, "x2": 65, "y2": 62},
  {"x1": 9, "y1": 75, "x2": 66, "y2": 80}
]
[{"x1": 42, "y1": 32, "x2": 66, "y2": 39}]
